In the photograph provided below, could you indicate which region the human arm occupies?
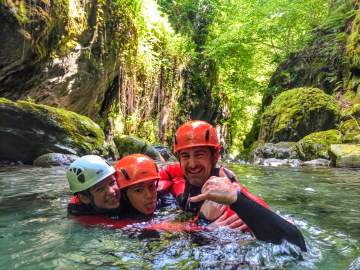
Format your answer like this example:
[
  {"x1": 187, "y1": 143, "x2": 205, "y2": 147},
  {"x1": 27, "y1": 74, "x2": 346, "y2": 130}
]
[{"x1": 189, "y1": 177, "x2": 307, "y2": 251}]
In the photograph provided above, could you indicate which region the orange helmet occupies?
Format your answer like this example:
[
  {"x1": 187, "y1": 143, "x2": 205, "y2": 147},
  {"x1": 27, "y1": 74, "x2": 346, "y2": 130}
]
[
  {"x1": 174, "y1": 120, "x2": 220, "y2": 153},
  {"x1": 115, "y1": 154, "x2": 160, "y2": 189}
]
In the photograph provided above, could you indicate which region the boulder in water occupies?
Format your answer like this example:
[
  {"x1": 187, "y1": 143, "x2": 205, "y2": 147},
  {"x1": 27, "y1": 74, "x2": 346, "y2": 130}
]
[
  {"x1": 33, "y1": 153, "x2": 79, "y2": 167},
  {"x1": 296, "y1": 129, "x2": 342, "y2": 160},
  {"x1": 259, "y1": 87, "x2": 340, "y2": 143},
  {"x1": 329, "y1": 144, "x2": 360, "y2": 167},
  {"x1": 0, "y1": 98, "x2": 106, "y2": 164},
  {"x1": 113, "y1": 135, "x2": 163, "y2": 161},
  {"x1": 251, "y1": 142, "x2": 299, "y2": 161}
]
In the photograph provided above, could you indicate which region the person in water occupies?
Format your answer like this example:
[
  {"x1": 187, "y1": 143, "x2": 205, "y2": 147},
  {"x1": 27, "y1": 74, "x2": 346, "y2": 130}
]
[
  {"x1": 115, "y1": 154, "x2": 160, "y2": 219},
  {"x1": 67, "y1": 155, "x2": 122, "y2": 216},
  {"x1": 160, "y1": 120, "x2": 307, "y2": 251}
]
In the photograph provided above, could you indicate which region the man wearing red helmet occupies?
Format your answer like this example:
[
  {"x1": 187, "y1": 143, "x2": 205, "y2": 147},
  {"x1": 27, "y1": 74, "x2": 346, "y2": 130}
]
[{"x1": 160, "y1": 120, "x2": 306, "y2": 251}]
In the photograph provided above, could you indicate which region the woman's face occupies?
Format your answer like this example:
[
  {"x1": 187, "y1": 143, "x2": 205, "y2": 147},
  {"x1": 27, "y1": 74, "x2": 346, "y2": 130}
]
[{"x1": 126, "y1": 180, "x2": 157, "y2": 215}]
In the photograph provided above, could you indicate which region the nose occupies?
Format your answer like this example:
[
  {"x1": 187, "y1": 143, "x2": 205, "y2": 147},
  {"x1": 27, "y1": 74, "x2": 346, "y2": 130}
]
[
  {"x1": 144, "y1": 187, "x2": 156, "y2": 200},
  {"x1": 188, "y1": 155, "x2": 197, "y2": 168},
  {"x1": 107, "y1": 185, "x2": 118, "y2": 196}
]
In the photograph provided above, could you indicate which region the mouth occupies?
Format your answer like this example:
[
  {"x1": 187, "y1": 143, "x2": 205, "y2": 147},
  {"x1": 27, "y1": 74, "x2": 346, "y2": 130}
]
[
  {"x1": 186, "y1": 167, "x2": 203, "y2": 175},
  {"x1": 145, "y1": 201, "x2": 157, "y2": 211}
]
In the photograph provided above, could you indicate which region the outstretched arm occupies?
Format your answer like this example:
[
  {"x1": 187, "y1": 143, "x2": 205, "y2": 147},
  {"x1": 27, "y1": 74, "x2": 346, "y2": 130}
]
[{"x1": 189, "y1": 177, "x2": 307, "y2": 251}]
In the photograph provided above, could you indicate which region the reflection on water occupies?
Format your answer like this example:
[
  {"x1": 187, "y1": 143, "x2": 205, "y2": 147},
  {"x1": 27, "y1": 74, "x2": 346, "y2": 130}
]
[{"x1": 0, "y1": 164, "x2": 359, "y2": 269}]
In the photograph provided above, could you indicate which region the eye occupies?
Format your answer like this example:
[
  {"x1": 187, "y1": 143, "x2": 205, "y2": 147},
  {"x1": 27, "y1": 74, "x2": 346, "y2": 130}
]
[
  {"x1": 109, "y1": 179, "x2": 116, "y2": 186},
  {"x1": 133, "y1": 187, "x2": 144, "y2": 193},
  {"x1": 94, "y1": 186, "x2": 105, "y2": 193}
]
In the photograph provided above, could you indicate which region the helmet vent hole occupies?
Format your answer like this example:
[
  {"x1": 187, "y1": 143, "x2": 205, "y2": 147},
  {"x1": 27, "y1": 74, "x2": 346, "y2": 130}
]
[
  {"x1": 121, "y1": 168, "x2": 130, "y2": 180},
  {"x1": 205, "y1": 129, "x2": 210, "y2": 141},
  {"x1": 77, "y1": 174, "x2": 85, "y2": 183}
]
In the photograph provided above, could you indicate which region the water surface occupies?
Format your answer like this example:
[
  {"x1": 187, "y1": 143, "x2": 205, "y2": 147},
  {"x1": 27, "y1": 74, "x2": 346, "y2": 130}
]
[{"x1": 0, "y1": 164, "x2": 359, "y2": 269}]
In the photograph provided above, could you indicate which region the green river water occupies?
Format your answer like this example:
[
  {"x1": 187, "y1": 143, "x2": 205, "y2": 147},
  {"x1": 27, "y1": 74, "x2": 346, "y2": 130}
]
[{"x1": 0, "y1": 164, "x2": 359, "y2": 269}]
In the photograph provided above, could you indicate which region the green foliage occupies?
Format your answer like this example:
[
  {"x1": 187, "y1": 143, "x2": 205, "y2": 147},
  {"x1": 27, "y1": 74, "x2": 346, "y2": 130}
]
[{"x1": 203, "y1": 0, "x2": 329, "y2": 151}]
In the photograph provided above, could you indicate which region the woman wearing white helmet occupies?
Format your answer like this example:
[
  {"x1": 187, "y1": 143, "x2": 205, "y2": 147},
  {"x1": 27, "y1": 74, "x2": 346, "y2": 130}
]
[{"x1": 67, "y1": 155, "x2": 122, "y2": 216}]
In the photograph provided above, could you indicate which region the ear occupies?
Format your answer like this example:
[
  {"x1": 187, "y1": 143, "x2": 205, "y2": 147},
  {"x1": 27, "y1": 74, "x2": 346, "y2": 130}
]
[
  {"x1": 77, "y1": 193, "x2": 91, "y2": 205},
  {"x1": 212, "y1": 151, "x2": 220, "y2": 165}
]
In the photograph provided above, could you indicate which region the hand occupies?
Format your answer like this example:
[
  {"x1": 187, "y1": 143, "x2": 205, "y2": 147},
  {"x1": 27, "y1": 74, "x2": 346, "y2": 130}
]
[
  {"x1": 199, "y1": 200, "x2": 227, "y2": 221},
  {"x1": 189, "y1": 176, "x2": 238, "y2": 205},
  {"x1": 207, "y1": 211, "x2": 248, "y2": 231}
]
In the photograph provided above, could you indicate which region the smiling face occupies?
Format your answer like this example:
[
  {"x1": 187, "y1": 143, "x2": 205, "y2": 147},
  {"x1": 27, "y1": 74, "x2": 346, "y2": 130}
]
[
  {"x1": 126, "y1": 180, "x2": 158, "y2": 215},
  {"x1": 87, "y1": 174, "x2": 120, "y2": 209},
  {"x1": 178, "y1": 146, "x2": 218, "y2": 187}
]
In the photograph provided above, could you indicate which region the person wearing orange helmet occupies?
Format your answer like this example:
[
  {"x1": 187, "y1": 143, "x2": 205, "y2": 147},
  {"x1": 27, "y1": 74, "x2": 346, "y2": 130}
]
[
  {"x1": 160, "y1": 120, "x2": 307, "y2": 251},
  {"x1": 160, "y1": 121, "x2": 268, "y2": 218},
  {"x1": 115, "y1": 154, "x2": 161, "y2": 218}
]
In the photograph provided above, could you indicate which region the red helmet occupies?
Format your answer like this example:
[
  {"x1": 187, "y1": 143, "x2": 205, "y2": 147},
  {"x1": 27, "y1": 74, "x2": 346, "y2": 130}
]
[
  {"x1": 174, "y1": 120, "x2": 220, "y2": 153},
  {"x1": 115, "y1": 154, "x2": 160, "y2": 189}
]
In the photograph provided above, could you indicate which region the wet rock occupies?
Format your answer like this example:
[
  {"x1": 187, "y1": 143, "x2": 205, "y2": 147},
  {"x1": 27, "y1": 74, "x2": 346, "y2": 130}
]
[
  {"x1": 153, "y1": 144, "x2": 177, "y2": 162},
  {"x1": 329, "y1": 144, "x2": 360, "y2": 168},
  {"x1": 339, "y1": 119, "x2": 360, "y2": 143},
  {"x1": 0, "y1": 98, "x2": 106, "y2": 164},
  {"x1": 255, "y1": 158, "x2": 303, "y2": 167},
  {"x1": 33, "y1": 153, "x2": 79, "y2": 167},
  {"x1": 251, "y1": 142, "x2": 299, "y2": 161},
  {"x1": 303, "y1": 159, "x2": 331, "y2": 167},
  {"x1": 259, "y1": 88, "x2": 340, "y2": 143},
  {"x1": 297, "y1": 129, "x2": 342, "y2": 160},
  {"x1": 113, "y1": 135, "x2": 163, "y2": 161}
]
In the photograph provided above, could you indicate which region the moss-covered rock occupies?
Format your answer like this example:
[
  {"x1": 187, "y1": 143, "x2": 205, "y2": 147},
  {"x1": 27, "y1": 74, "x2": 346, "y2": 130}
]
[
  {"x1": 259, "y1": 87, "x2": 340, "y2": 143},
  {"x1": 345, "y1": 5, "x2": 360, "y2": 97},
  {"x1": 329, "y1": 144, "x2": 360, "y2": 167},
  {"x1": 339, "y1": 119, "x2": 360, "y2": 143},
  {"x1": 0, "y1": 98, "x2": 106, "y2": 163},
  {"x1": 340, "y1": 103, "x2": 360, "y2": 121},
  {"x1": 297, "y1": 129, "x2": 342, "y2": 160},
  {"x1": 113, "y1": 135, "x2": 162, "y2": 161}
]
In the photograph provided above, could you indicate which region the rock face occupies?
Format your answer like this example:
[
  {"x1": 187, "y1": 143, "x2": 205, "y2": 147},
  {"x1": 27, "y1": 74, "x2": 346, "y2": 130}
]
[
  {"x1": 329, "y1": 144, "x2": 360, "y2": 167},
  {"x1": 113, "y1": 135, "x2": 163, "y2": 161},
  {"x1": 297, "y1": 129, "x2": 342, "y2": 160},
  {"x1": 259, "y1": 87, "x2": 340, "y2": 143},
  {"x1": 0, "y1": 98, "x2": 106, "y2": 164}
]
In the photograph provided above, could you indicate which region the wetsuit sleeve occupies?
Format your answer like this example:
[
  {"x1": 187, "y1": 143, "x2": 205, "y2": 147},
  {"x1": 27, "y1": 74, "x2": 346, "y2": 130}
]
[
  {"x1": 67, "y1": 196, "x2": 96, "y2": 216},
  {"x1": 158, "y1": 163, "x2": 185, "y2": 198},
  {"x1": 230, "y1": 190, "x2": 307, "y2": 251}
]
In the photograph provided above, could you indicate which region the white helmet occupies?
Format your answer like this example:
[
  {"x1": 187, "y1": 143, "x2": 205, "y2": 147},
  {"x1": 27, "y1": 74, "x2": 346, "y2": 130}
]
[{"x1": 66, "y1": 155, "x2": 115, "y2": 193}]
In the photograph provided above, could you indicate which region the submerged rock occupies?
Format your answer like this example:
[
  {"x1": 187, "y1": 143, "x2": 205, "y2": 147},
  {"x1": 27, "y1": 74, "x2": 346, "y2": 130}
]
[
  {"x1": 0, "y1": 98, "x2": 106, "y2": 164},
  {"x1": 255, "y1": 158, "x2": 303, "y2": 167},
  {"x1": 297, "y1": 129, "x2": 342, "y2": 160},
  {"x1": 33, "y1": 153, "x2": 79, "y2": 167},
  {"x1": 259, "y1": 87, "x2": 340, "y2": 143},
  {"x1": 113, "y1": 135, "x2": 163, "y2": 161},
  {"x1": 303, "y1": 159, "x2": 331, "y2": 167},
  {"x1": 329, "y1": 144, "x2": 360, "y2": 168}
]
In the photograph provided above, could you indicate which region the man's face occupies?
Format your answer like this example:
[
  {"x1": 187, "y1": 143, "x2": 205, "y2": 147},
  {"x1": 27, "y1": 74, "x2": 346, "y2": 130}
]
[
  {"x1": 88, "y1": 174, "x2": 120, "y2": 209},
  {"x1": 179, "y1": 146, "x2": 216, "y2": 187}
]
